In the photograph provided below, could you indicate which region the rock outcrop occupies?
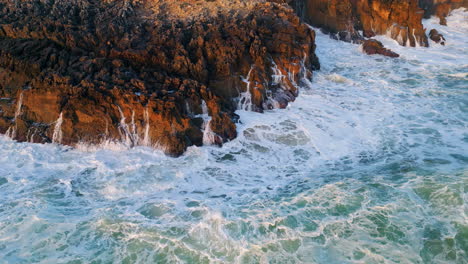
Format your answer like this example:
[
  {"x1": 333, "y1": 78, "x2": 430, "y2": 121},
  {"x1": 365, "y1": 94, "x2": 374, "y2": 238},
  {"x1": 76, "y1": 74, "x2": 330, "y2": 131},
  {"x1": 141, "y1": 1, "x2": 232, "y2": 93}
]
[
  {"x1": 288, "y1": 0, "x2": 429, "y2": 47},
  {"x1": 429, "y1": 29, "x2": 446, "y2": 44},
  {"x1": 419, "y1": 0, "x2": 468, "y2": 25},
  {"x1": 0, "y1": 0, "x2": 319, "y2": 156},
  {"x1": 362, "y1": 39, "x2": 400, "y2": 57}
]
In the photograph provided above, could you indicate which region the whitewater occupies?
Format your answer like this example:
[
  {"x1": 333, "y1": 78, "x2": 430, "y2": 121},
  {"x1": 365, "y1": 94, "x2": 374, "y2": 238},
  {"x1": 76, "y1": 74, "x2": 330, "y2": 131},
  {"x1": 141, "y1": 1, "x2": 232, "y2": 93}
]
[{"x1": 0, "y1": 10, "x2": 467, "y2": 264}]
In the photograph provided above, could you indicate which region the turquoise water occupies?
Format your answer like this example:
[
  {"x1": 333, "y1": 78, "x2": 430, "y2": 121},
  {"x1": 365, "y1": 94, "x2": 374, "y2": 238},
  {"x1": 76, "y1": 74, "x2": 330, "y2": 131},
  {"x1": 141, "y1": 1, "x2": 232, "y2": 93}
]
[{"x1": 0, "y1": 10, "x2": 467, "y2": 264}]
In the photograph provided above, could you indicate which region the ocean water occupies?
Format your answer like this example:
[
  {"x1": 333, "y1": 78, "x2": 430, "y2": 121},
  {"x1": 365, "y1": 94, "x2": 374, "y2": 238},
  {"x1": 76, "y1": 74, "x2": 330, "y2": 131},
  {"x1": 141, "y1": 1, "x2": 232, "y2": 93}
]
[{"x1": 0, "y1": 10, "x2": 467, "y2": 264}]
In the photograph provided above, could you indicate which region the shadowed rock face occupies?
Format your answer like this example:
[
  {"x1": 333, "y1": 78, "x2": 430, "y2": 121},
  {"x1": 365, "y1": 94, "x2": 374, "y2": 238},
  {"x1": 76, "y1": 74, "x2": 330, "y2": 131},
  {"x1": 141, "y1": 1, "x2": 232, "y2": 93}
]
[
  {"x1": 287, "y1": 0, "x2": 430, "y2": 47},
  {"x1": 0, "y1": 0, "x2": 319, "y2": 156},
  {"x1": 419, "y1": 0, "x2": 468, "y2": 25}
]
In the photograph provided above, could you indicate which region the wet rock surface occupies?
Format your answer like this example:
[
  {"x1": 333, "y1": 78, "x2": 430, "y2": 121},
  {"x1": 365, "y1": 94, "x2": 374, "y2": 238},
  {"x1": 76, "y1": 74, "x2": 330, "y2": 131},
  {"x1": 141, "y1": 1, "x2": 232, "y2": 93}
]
[
  {"x1": 289, "y1": 0, "x2": 429, "y2": 47},
  {"x1": 362, "y1": 39, "x2": 400, "y2": 58},
  {"x1": 1, "y1": 0, "x2": 464, "y2": 155},
  {"x1": 429, "y1": 29, "x2": 446, "y2": 45},
  {"x1": 0, "y1": 0, "x2": 319, "y2": 156}
]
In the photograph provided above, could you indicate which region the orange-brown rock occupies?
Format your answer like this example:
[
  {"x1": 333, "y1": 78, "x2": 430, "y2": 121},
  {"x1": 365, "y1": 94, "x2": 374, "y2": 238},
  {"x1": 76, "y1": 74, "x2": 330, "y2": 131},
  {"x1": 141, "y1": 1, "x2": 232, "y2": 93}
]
[
  {"x1": 362, "y1": 39, "x2": 400, "y2": 57},
  {"x1": 0, "y1": 0, "x2": 319, "y2": 156},
  {"x1": 419, "y1": 0, "x2": 468, "y2": 25},
  {"x1": 288, "y1": 0, "x2": 429, "y2": 47}
]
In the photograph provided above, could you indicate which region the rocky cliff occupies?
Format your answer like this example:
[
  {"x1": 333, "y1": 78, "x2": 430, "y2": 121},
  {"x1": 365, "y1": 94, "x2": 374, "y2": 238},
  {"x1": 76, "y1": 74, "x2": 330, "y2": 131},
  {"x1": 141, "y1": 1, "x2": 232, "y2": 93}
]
[
  {"x1": 0, "y1": 0, "x2": 319, "y2": 156},
  {"x1": 1, "y1": 0, "x2": 464, "y2": 156},
  {"x1": 288, "y1": 0, "x2": 429, "y2": 47}
]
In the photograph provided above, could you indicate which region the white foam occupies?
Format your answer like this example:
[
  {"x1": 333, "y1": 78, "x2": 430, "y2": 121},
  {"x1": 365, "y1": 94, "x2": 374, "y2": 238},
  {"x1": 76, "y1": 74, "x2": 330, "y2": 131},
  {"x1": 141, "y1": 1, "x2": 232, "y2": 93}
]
[
  {"x1": 4, "y1": 92, "x2": 24, "y2": 140},
  {"x1": 200, "y1": 100, "x2": 217, "y2": 146},
  {"x1": 142, "y1": 107, "x2": 151, "y2": 147},
  {"x1": 13, "y1": 92, "x2": 23, "y2": 122},
  {"x1": 238, "y1": 66, "x2": 254, "y2": 111},
  {"x1": 51, "y1": 112, "x2": 63, "y2": 144}
]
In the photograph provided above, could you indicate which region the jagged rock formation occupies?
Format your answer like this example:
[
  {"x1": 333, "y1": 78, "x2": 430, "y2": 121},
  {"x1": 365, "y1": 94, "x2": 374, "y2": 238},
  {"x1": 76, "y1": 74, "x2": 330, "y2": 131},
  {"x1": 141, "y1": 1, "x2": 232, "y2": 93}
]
[
  {"x1": 0, "y1": 0, "x2": 319, "y2": 156},
  {"x1": 287, "y1": 0, "x2": 430, "y2": 47},
  {"x1": 362, "y1": 39, "x2": 400, "y2": 57},
  {"x1": 419, "y1": 0, "x2": 468, "y2": 25},
  {"x1": 3, "y1": 0, "x2": 463, "y2": 156}
]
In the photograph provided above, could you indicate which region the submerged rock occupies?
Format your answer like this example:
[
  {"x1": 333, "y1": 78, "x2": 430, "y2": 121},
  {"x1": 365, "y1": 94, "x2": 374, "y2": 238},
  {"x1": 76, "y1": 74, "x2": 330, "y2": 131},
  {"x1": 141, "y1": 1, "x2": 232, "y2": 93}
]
[
  {"x1": 429, "y1": 29, "x2": 446, "y2": 45},
  {"x1": 0, "y1": 0, "x2": 319, "y2": 156},
  {"x1": 362, "y1": 40, "x2": 400, "y2": 58}
]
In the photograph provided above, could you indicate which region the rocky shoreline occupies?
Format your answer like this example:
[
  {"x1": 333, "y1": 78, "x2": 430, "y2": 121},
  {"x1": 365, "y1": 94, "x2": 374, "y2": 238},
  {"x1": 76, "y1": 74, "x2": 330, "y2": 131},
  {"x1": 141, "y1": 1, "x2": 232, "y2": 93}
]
[
  {"x1": 290, "y1": 0, "x2": 429, "y2": 46},
  {"x1": 0, "y1": 0, "x2": 319, "y2": 156},
  {"x1": 0, "y1": 0, "x2": 465, "y2": 156}
]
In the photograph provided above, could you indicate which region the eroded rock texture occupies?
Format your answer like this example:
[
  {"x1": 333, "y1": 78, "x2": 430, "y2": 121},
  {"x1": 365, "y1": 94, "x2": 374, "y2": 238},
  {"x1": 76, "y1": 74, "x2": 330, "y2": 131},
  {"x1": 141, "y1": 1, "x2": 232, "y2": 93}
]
[
  {"x1": 288, "y1": 0, "x2": 430, "y2": 47},
  {"x1": 0, "y1": 0, "x2": 319, "y2": 156}
]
